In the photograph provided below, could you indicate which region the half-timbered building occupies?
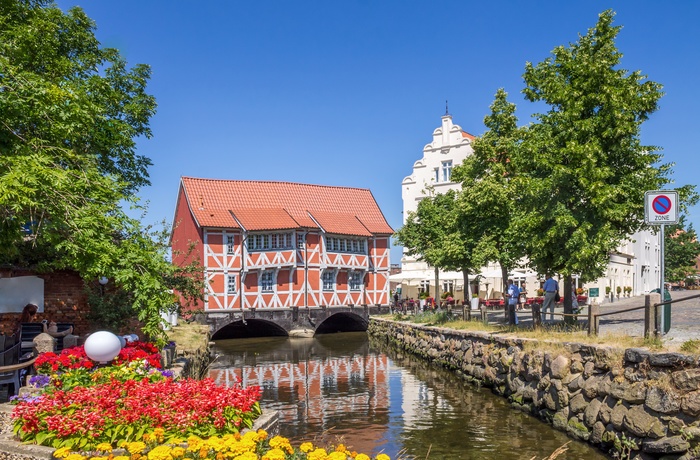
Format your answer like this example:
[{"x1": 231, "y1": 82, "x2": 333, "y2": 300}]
[{"x1": 172, "y1": 177, "x2": 393, "y2": 312}]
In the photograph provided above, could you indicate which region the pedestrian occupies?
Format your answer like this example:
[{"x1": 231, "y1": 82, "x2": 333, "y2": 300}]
[
  {"x1": 393, "y1": 291, "x2": 399, "y2": 309},
  {"x1": 507, "y1": 278, "x2": 520, "y2": 325},
  {"x1": 542, "y1": 274, "x2": 559, "y2": 322},
  {"x1": 571, "y1": 282, "x2": 579, "y2": 310},
  {"x1": 518, "y1": 282, "x2": 527, "y2": 311}
]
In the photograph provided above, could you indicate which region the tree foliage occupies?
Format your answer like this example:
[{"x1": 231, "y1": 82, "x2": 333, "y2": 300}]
[
  {"x1": 664, "y1": 216, "x2": 700, "y2": 284},
  {"x1": 0, "y1": 0, "x2": 202, "y2": 343},
  {"x1": 453, "y1": 89, "x2": 526, "y2": 295}
]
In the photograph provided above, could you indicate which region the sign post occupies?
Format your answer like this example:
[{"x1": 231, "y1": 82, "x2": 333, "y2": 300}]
[{"x1": 644, "y1": 190, "x2": 678, "y2": 334}]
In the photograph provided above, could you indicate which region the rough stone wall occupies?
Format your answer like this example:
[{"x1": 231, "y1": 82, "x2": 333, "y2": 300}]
[
  {"x1": 369, "y1": 319, "x2": 700, "y2": 459},
  {"x1": 0, "y1": 269, "x2": 90, "y2": 336}
]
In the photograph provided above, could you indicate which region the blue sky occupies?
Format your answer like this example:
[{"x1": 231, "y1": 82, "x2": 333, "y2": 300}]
[{"x1": 56, "y1": 1, "x2": 700, "y2": 264}]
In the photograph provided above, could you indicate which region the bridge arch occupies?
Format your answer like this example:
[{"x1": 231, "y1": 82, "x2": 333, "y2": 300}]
[
  {"x1": 211, "y1": 319, "x2": 288, "y2": 340},
  {"x1": 314, "y1": 312, "x2": 368, "y2": 334}
]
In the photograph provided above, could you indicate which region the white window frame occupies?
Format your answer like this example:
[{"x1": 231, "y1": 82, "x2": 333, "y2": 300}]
[
  {"x1": 442, "y1": 160, "x2": 453, "y2": 182},
  {"x1": 322, "y1": 270, "x2": 335, "y2": 291},
  {"x1": 226, "y1": 235, "x2": 235, "y2": 254},
  {"x1": 260, "y1": 271, "x2": 274, "y2": 292},
  {"x1": 227, "y1": 274, "x2": 236, "y2": 294},
  {"x1": 349, "y1": 271, "x2": 362, "y2": 291}
]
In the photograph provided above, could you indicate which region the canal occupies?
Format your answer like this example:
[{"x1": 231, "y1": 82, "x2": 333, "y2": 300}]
[{"x1": 208, "y1": 332, "x2": 608, "y2": 459}]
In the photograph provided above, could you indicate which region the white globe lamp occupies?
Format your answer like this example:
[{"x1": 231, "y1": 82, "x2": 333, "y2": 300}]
[{"x1": 84, "y1": 331, "x2": 123, "y2": 364}]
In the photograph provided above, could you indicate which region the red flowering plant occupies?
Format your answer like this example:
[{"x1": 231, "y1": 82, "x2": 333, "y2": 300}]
[
  {"x1": 11, "y1": 378, "x2": 262, "y2": 450},
  {"x1": 32, "y1": 341, "x2": 167, "y2": 393}
]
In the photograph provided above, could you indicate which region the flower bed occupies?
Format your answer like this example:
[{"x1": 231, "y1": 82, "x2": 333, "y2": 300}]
[{"x1": 10, "y1": 339, "x2": 393, "y2": 459}]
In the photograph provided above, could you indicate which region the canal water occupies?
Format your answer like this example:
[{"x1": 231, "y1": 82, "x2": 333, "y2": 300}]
[{"x1": 208, "y1": 332, "x2": 608, "y2": 459}]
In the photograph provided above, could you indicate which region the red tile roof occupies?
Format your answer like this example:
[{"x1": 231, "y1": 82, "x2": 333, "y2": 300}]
[
  {"x1": 461, "y1": 131, "x2": 475, "y2": 140},
  {"x1": 180, "y1": 177, "x2": 393, "y2": 235}
]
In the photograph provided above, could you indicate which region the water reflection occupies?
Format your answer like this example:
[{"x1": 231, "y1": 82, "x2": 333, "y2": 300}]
[{"x1": 209, "y1": 332, "x2": 608, "y2": 459}]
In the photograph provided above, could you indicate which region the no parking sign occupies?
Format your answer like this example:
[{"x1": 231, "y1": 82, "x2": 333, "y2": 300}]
[{"x1": 644, "y1": 190, "x2": 678, "y2": 225}]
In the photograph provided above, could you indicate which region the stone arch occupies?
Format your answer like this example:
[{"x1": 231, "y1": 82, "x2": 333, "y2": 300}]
[
  {"x1": 314, "y1": 312, "x2": 368, "y2": 335},
  {"x1": 211, "y1": 318, "x2": 289, "y2": 340}
]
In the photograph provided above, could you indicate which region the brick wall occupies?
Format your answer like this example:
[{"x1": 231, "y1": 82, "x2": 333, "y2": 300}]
[{"x1": 0, "y1": 269, "x2": 91, "y2": 336}]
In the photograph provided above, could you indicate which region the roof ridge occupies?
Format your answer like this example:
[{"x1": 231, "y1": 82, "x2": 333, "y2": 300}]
[{"x1": 181, "y1": 176, "x2": 372, "y2": 192}]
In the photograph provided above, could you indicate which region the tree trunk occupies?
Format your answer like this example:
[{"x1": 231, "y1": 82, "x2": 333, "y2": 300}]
[
  {"x1": 463, "y1": 269, "x2": 470, "y2": 300},
  {"x1": 434, "y1": 266, "x2": 441, "y2": 308},
  {"x1": 563, "y1": 273, "x2": 574, "y2": 325}
]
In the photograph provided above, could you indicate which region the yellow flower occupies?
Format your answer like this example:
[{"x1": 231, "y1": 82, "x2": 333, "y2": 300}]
[
  {"x1": 65, "y1": 454, "x2": 86, "y2": 460},
  {"x1": 300, "y1": 442, "x2": 314, "y2": 453},
  {"x1": 376, "y1": 454, "x2": 391, "y2": 460},
  {"x1": 113, "y1": 456, "x2": 130, "y2": 460},
  {"x1": 170, "y1": 447, "x2": 185, "y2": 459},
  {"x1": 54, "y1": 447, "x2": 72, "y2": 458},
  {"x1": 96, "y1": 443, "x2": 113, "y2": 453},
  {"x1": 143, "y1": 433, "x2": 156, "y2": 443},
  {"x1": 261, "y1": 448, "x2": 287, "y2": 460},
  {"x1": 153, "y1": 428, "x2": 165, "y2": 437},
  {"x1": 355, "y1": 455, "x2": 370, "y2": 460},
  {"x1": 335, "y1": 444, "x2": 347, "y2": 453},
  {"x1": 307, "y1": 448, "x2": 328, "y2": 460},
  {"x1": 147, "y1": 445, "x2": 173, "y2": 460},
  {"x1": 232, "y1": 453, "x2": 257, "y2": 460},
  {"x1": 256, "y1": 429, "x2": 268, "y2": 441},
  {"x1": 327, "y1": 452, "x2": 346, "y2": 460},
  {"x1": 127, "y1": 442, "x2": 147, "y2": 455}
]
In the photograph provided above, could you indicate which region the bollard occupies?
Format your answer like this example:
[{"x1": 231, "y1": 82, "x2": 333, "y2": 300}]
[
  {"x1": 644, "y1": 295, "x2": 652, "y2": 338},
  {"x1": 480, "y1": 305, "x2": 487, "y2": 323},
  {"x1": 33, "y1": 333, "x2": 56, "y2": 355},
  {"x1": 588, "y1": 302, "x2": 599, "y2": 336},
  {"x1": 531, "y1": 303, "x2": 541, "y2": 328}
]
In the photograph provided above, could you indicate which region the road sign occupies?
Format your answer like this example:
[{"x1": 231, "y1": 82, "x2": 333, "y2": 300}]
[{"x1": 644, "y1": 190, "x2": 678, "y2": 225}]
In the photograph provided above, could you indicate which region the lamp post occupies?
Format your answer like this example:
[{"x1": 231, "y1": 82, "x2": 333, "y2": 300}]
[{"x1": 99, "y1": 276, "x2": 108, "y2": 296}]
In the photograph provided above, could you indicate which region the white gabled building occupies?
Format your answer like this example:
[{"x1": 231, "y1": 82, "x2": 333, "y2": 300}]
[{"x1": 398, "y1": 113, "x2": 662, "y2": 303}]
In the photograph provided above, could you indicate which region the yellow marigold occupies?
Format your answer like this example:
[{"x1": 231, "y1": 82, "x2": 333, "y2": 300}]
[
  {"x1": 216, "y1": 453, "x2": 224, "y2": 460},
  {"x1": 307, "y1": 448, "x2": 328, "y2": 460},
  {"x1": 65, "y1": 454, "x2": 86, "y2": 460},
  {"x1": 113, "y1": 456, "x2": 130, "y2": 460},
  {"x1": 256, "y1": 429, "x2": 268, "y2": 441},
  {"x1": 355, "y1": 454, "x2": 370, "y2": 460},
  {"x1": 133, "y1": 454, "x2": 142, "y2": 460},
  {"x1": 376, "y1": 454, "x2": 391, "y2": 460},
  {"x1": 232, "y1": 453, "x2": 257, "y2": 460},
  {"x1": 335, "y1": 444, "x2": 347, "y2": 453},
  {"x1": 96, "y1": 443, "x2": 113, "y2": 453},
  {"x1": 206, "y1": 436, "x2": 225, "y2": 452},
  {"x1": 147, "y1": 445, "x2": 173, "y2": 460},
  {"x1": 300, "y1": 442, "x2": 314, "y2": 453},
  {"x1": 143, "y1": 433, "x2": 156, "y2": 443},
  {"x1": 170, "y1": 447, "x2": 185, "y2": 459},
  {"x1": 53, "y1": 447, "x2": 72, "y2": 458},
  {"x1": 153, "y1": 428, "x2": 165, "y2": 437},
  {"x1": 198, "y1": 447, "x2": 209, "y2": 458},
  {"x1": 127, "y1": 442, "x2": 147, "y2": 455},
  {"x1": 327, "y1": 452, "x2": 346, "y2": 460},
  {"x1": 268, "y1": 436, "x2": 289, "y2": 449},
  {"x1": 261, "y1": 448, "x2": 287, "y2": 460}
]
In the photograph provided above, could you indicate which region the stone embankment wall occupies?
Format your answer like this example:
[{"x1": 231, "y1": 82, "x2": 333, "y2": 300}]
[{"x1": 369, "y1": 319, "x2": 700, "y2": 459}]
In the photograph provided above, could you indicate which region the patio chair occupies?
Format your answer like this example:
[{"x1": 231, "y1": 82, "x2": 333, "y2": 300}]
[{"x1": 0, "y1": 336, "x2": 37, "y2": 397}]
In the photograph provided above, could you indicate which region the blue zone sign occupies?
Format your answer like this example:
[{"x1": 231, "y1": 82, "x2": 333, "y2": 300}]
[{"x1": 644, "y1": 190, "x2": 678, "y2": 225}]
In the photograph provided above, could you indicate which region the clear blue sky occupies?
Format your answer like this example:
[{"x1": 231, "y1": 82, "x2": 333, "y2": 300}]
[{"x1": 56, "y1": 1, "x2": 700, "y2": 264}]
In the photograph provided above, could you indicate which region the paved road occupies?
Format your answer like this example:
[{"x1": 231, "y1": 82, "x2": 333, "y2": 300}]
[{"x1": 476, "y1": 290, "x2": 700, "y2": 350}]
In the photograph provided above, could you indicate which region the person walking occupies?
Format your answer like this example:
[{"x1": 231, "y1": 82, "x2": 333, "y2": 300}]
[
  {"x1": 507, "y1": 278, "x2": 520, "y2": 325},
  {"x1": 542, "y1": 274, "x2": 559, "y2": 322}
]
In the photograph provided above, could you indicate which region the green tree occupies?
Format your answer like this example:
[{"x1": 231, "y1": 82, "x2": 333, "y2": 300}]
[
  {"x1": 664, "y1": 216, "x2": 700, "y2": 284},
  {"x1": 0, "y1": 0, "x2": 201, "y2": 343},
  {"x1": 453, "y1": 89, "x2": 526, "y2": 298},
  {"x1": 518, "y1": 10, "x2": 678, "y2": 320}
]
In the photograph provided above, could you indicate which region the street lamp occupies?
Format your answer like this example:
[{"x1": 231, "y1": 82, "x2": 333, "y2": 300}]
[
  {"x1": 84, "y1": 330, "x2": 122, "y2": 364},
  {"x1": 98, "y1": 276, "x2": 108, "y2": 296}
]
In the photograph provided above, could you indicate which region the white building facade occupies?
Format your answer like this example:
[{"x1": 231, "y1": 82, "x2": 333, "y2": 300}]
[{"x1": 399, "y1": 114, "x2": 662, "y2": 303}]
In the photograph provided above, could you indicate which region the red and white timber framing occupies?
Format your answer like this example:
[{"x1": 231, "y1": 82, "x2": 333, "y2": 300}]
[{"x1": 202, "y1": 229, "x2": 391, "y2": 311}]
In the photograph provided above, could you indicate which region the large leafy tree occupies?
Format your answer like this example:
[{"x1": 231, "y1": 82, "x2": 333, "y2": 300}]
[
  {"x1": 0, "y1": 0, "x2": 201, "y2": 342},
  {"x1": 664, "y1": 216, "x2": 700, "y2": 284},
  {"x1": 517, "y1": 10, "x2": 676, "y2": 319},
  {"x1": 452, "y1": 89, "x2": 526, "y2": 297}
]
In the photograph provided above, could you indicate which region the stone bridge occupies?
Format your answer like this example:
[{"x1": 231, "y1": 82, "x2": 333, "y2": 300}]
[{"x1": 198, "y1": 305, "x2": 391, "y2": 340}]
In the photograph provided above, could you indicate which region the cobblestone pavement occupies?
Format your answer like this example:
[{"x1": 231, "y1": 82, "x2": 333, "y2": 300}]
[{"x1": 479, "y1": 290, "x2": 700, "y2": 350}]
